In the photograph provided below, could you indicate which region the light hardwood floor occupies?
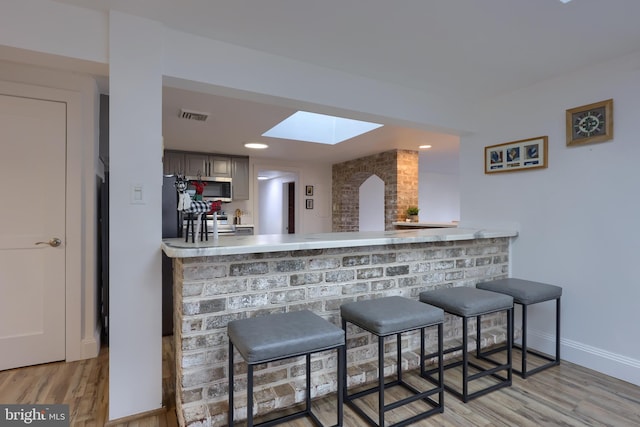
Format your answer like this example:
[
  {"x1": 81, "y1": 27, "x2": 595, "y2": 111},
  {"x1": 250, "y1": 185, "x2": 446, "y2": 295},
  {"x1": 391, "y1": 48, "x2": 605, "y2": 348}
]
[
  {"x1": 0, "y1": 337, "x2": 177, "y2": 427},
  {"x1": 1, "y1": 337, "x2": 639, "y2": 426}
]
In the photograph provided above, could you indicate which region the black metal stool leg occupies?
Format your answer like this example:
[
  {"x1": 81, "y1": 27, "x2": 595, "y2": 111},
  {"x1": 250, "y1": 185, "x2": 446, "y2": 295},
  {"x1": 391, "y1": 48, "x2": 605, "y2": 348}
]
[
  {"x1": 202, "y1": 213, "x2": 208, "y2": 241},
  {"x1": 396, "y1": 333, "x2": 402, "y2": 383},
  {"x1": 342, "y1": 318, "x2": 348, "y2": 404},
  {"x1": 378, "y1": 335, "x2": 385, "y2": 427},
  {"x1": 507, "y1": 308, "x2": 513, "y2": 383},
  {"x1": 476, "y1": 315, "x2": 482, "y2": 355},
  {"x1": 556, "y1": 298, "x2": 561, "y2": 363},
  {"x1": 521, "y1": 304, "x2": 528, "y2": 377},
  {"x1": 229, "y1": 340, "x2": 234, "y2": 426},
  {"x1": 462, "y1": 316, "x2": 469, "y2": 402},
  {"x1": 306, "y1": 353, "x2": 311, "y2": 414},
  {"x1": 337, "y1": 345, "x2": 344, "y2": 427},
  {"x1": 437, "y1": 323, "x2": 444, "y2": 410},
  {"x1": 247, "y1": 364, "x2": 254, "y2": 427}
]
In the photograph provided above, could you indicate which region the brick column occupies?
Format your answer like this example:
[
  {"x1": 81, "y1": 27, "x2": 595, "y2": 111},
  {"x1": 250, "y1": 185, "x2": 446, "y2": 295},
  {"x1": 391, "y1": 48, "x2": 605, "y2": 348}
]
[{"x1": 332, "y1": 150, "x2": 419, "y2": 231}]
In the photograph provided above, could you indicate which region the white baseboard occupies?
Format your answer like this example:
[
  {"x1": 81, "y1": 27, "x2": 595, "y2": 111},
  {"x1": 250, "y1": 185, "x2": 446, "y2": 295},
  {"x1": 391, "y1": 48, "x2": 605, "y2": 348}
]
[
  {"x1": 527, "y1": 328, "x2": 640, "y2": 387},
  {"x1": 81, "y1": 325, "x2": 102, "y2": 359}
]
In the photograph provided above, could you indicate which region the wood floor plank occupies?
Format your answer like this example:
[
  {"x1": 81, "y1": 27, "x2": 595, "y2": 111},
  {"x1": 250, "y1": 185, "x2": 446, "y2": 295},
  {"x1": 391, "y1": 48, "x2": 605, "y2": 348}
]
[{"x1": 1, "y1": 338, "x2": 639, "y2": 426}]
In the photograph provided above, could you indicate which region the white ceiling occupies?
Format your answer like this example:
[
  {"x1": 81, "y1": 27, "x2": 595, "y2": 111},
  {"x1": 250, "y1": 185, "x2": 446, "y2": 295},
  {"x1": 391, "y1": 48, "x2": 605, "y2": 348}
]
[
  {"x1": 48, "y1": 0, "x2": 640, "y2": 166},
  {"x1": 162, "y1": 86, "x2": 460, "y2": 166}
]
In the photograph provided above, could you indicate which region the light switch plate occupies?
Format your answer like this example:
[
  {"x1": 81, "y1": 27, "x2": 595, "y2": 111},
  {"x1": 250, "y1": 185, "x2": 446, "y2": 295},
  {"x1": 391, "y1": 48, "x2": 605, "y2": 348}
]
[{"x1": 130, "y1": 183, "x2": 145, "y2": 204}]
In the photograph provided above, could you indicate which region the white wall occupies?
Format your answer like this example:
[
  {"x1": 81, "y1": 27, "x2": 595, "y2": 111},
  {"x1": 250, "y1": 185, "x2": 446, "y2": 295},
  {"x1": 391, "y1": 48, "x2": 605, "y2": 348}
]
[
  {"x1": 359, "y1": 175, "x2": 385, "y2": 231},
  {"x1": 253, "y1": 158, "x2": 332, "y2": 234},
  {"x1": 418, "y1": 171, "x2": 460, "y2": 222},
  {"x1": 460, "y1": 51, "x2": 640, "y2": 385},
  {"x1": 258, "y1": 177, "x2": 287, "y2": 234},
  {"x1": 108, "y1": 11, "x2": 163, "y2": 419},
  {"x1": 0, "y1": 0, "x2": 107, "y2": 65}
]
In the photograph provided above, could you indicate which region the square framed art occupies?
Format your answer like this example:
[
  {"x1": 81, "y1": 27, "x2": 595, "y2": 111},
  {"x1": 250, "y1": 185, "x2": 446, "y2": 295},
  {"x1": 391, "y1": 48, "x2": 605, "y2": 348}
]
[
  {"x1": 485, "y1": 136, "x2": 548, "y2": 174},
  {"x1": 566, "y1": 99, "x2": 613, "y2": 146}
]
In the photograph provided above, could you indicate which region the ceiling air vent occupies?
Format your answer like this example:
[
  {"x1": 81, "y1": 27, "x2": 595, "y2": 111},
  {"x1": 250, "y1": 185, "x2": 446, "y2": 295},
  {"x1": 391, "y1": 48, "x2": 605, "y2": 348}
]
[{"x1": 179, "y1": 108, "x2": 209, "y2": 122}]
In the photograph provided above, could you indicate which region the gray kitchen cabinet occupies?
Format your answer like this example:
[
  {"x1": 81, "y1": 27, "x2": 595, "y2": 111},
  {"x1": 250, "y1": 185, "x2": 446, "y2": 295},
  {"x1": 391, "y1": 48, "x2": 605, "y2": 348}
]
[
  {"x1": 184, "y1": 153, "x2": 209, "y2": 177},
  {"x1": 184, "y1": 153, "x2": 231, "y2": 178},
  {"x1": 209, "y1": 156, "x2": 231, "y2": 177},
  {"x1": 163, "y1": 150, "x2": 185, "y2": 175},
  {"x1": 231, "y1": 156, "x2": 250, "y2": 200}
]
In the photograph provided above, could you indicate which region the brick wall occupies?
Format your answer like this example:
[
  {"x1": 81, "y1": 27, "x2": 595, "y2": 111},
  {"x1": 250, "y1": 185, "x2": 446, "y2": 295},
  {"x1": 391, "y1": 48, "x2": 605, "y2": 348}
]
[
  {"x1": 332, "y1": 150, "x2": 419, "y2": 231},
  {"x1": 173, "y1": 237, "x2": 510, "y2": 426}
]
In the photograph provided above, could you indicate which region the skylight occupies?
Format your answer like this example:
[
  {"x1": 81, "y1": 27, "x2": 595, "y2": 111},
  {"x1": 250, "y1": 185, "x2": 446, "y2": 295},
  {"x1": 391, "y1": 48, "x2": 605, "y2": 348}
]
[{"x1": 262, "y1": 111, "x2": 383, "y2": 145}]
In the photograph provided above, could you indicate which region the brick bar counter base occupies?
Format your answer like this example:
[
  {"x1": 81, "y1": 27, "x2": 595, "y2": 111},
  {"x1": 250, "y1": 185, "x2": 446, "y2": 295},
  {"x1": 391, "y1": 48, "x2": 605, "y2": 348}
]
[{"x1": 172, "y1": 237, "x2": 512, "y2": 426}]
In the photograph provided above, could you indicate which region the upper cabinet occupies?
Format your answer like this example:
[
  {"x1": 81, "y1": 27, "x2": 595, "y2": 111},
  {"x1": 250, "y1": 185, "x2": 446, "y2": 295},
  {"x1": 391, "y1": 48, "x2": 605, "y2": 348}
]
[
  {"x1": 231, "y1": 156, "x2": 250, "y2": 200},
  {"x1": 209, "y1": 156, "x2": 232, "y2": 178},
  {"x1": 184, "y1": 154, "x2": 231, "y2": 178},
  {"x1": 163, "y1": 150, "x2": 185, "y2": 175},
  {"x1": 184, "y1": 153, "x2": 209, "y2": 177},
  {"x1": 164, "y1": 150, "x2": 249, "y2": 200}
]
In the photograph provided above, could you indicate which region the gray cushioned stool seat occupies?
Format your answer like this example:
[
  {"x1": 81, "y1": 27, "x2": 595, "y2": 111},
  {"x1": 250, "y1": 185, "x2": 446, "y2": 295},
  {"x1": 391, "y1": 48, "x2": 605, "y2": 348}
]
[
  {"x1": 476, "y1": 278, "x2": 562, "y2": 378},
  {"x1": 419, "y1": 287, "x2": 513, "y2": 317},
  {"x1": 340, "y1": 296, "x2": 445, "y2": 426},
  {"x1": 228, "y1": 310, "x2": 344, "y2": 364},
  {"x1": 341, "y1": 296, "x2": 444, "y2": 335},
  {"x1": 228, "y1": 310, "x2": 345, "y2": 426},
  {"x1": 476, "y1": 278, "x2": 562, "y2": 305},
  {"x1": 419, "y1": 286, "x2": 513, "y2": 402}
]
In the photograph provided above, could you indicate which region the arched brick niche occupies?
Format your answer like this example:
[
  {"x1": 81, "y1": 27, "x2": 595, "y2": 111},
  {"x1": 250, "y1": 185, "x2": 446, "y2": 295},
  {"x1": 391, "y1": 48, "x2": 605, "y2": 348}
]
[{"x1": 332, "y1": 150, "x2": 418, "y2": 231}]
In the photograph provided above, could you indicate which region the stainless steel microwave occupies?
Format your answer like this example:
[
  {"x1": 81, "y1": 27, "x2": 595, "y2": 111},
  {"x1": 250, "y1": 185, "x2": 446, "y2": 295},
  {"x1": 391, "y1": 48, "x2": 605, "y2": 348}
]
[{"x1": 185, "y1": 176, "x2": 232, "y2": 202}]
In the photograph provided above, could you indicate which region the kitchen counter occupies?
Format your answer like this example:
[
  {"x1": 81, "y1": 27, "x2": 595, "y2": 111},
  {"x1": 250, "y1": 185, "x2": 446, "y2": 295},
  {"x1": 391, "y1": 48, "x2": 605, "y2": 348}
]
[
  {"x1": 393, "y1": 221, "x2": 458, "y2": 228},
  {"x1": 161, "y1": 227, "x2": 515, "y2": 258},
  {"x1": 164, "y1": 227, "x2": 517, "y2": 426}
]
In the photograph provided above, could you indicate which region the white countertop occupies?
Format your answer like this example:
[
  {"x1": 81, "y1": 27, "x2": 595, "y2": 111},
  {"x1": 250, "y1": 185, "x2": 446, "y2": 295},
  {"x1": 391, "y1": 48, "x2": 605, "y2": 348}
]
[
  {"x1": 392, "y1": 221, "x2": 458, "y2": 228},
  {"x1": 161, "y1": 228, "x2": 518, "y2": 258}
]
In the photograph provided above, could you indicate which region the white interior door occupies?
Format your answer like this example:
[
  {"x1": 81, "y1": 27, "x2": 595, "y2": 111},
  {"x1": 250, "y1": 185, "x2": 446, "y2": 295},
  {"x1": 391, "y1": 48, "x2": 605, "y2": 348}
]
[{"x1": 0, "y1": 93, "x2": 66, "y2": 370}]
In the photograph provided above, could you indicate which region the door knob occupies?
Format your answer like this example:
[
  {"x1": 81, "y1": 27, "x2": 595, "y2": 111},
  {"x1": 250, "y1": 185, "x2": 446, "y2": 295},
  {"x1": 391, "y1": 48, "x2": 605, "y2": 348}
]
[{"x1": 35, "y1": 238, "x2": 62, "y2": 247}]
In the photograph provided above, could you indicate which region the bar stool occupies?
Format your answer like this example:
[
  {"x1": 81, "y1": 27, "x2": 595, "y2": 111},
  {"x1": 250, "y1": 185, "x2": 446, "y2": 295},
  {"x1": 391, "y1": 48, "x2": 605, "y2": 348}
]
[
  {"x1": 184, "y1": 200, "x2": 211, "y2": 243},
  {"x1": 227, "y1": 310, "x2": 345, "y2": 427},
  {"x1": 200, "y1": 212, "x2": 208, "y2": 241},
  {"x1": 340, "y1": 296, "x2": 444, "y2": 427},
  {"x1": 184, "y1": 213, "x2": 196, "y2": 243},
  {"x1": 476, "y1": 278, "x2": 562, "y2": 378},
  {"x1": 419, "y1": 287, "x2": 513, "y2": 403}
]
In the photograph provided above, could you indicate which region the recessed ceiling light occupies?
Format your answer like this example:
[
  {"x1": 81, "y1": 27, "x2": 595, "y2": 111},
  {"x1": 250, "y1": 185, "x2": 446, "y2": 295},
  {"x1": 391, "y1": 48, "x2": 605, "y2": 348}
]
[
  {"x1": 257, "y1": 176, "x2": 269, "y2": 180},
  {"x1": 262, "y1": 111, "x2": 383, "y2": 145},
  {"x1": 558, "y1": 0, "x2": 572, "y2": 3},
  {"x1": 244, "y1": 142, "x2": 269, "y2": 149},
  {"x1": 419, "y1": 145, "x2": 432, "y2": 149}
]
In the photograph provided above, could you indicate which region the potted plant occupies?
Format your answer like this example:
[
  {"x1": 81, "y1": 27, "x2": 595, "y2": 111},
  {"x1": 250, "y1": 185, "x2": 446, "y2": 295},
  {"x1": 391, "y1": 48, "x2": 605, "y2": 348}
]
[{"x1": 406, "y1": 206, "x2": 420, "y2": 222}]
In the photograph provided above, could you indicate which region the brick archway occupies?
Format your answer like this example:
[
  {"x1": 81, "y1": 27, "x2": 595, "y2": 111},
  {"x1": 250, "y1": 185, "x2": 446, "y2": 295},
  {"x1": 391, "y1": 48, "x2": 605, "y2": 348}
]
[{"x1": 332, "y1": 150, "x2": 418, "y2": 231}]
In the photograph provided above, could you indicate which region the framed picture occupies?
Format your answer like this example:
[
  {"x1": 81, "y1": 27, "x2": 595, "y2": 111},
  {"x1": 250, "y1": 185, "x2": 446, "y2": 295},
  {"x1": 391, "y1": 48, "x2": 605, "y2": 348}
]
[
  {"x1": 305, "y1": 185, "x2": 314, "y2": 196},
  {"x1": 566, "y1": 99, "x2": 613, "y2": 146},
  {"x1": 485, "y1": 136, "x2": 548, "y2": 174},
  {"x1": 305, "y1": 199, "x2": 314, "y2": 209}
]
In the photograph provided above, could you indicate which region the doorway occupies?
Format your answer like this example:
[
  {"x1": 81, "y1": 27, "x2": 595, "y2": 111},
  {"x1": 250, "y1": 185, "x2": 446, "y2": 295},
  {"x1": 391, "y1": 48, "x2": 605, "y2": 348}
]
[
  {"x1": 256, "y1": 168, "x2": 299, "y2": 234},
  {"x1": 286, "y1": 182, "x2": 295, "y2": 234}
]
